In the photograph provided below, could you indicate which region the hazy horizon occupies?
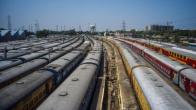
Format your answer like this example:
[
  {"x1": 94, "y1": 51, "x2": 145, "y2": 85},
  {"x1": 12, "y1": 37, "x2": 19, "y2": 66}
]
[{"x1": 0, "y1": 0, "x2": 196, "y2": 31}]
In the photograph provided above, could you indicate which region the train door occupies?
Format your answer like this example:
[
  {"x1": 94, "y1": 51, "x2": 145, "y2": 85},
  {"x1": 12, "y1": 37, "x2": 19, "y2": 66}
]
[
  {"x1": 159, "y1": 48, "x2": 162, "y2": 54},
  {"x1": 46, "y1": 79, "x2": 53, "y2": 94},
  {"x1": 172, "y1": 71, "x2": 178, "y2": 84},
  {"x1": 179, "y1": 75, "x2": 185, "y2": 90},
  {"x1": 190, "y1": 81, "x2": 196, "y2": 100}
]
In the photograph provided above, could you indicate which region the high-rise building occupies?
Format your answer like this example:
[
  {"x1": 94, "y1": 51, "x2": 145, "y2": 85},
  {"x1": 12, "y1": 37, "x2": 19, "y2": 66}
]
[
  {"x1": 122, "y1": 20, "x2": 126, "y2": 31},
  {"x1": 149, "y1": 25, "x2": 174, "y2": 32}
]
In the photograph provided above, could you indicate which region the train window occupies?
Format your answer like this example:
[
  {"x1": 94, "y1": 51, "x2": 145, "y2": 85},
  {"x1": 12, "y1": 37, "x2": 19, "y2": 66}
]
[
  {"x1": 39, "y1": 93, "x2": 42, "y2": 98},
  {"x1": 30, "y1": 100, "x2": 33, "y2": 108},
  {"x1": 33, "y1": 97, "x2": 36, "y2": 104},
  {"x1": 36, "y1": 96, "x2": 39, "y2": 101},
  {"x1": 23, "y1": 104, "x2": 28, "y2": 110}
]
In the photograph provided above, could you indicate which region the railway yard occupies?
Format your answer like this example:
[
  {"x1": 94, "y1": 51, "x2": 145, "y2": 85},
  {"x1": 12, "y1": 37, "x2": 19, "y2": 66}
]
[{"x1": 0, "y1": 35, "x2": 195, "y2": 110}]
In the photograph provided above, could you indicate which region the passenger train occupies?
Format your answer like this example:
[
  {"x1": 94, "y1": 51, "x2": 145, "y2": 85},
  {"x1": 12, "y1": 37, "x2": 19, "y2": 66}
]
[
  {"x1": 118, "y1": 38, "x2": 196, "y2": 100},
  {"x1": 38, "y1": 41, "x2": 103, "y2": 110},
  {"x1": 110, "y1": 39, "x2": 194, "y2": 110},
  {"x1": 123, "y1": 38, "x2": 196, "y2": 68},
  {"x1": 0, "y1": 41, "x2": 91, "y2": 110}
]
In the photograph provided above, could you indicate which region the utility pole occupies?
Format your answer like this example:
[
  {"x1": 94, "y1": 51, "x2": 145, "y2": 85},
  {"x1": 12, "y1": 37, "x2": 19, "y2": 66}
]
[
  {"x1": 35, "y1": 20, "x2": 39, "y2": 32},
  {"x1": 8, "y1": 15, "x2": 11, "y2": 31},
  {"x1": 30, "y1": 24, "x2": 33, "y2": 32},
  {"x1": 79, "y1": 25, "x2": 82, "y2": 32},
  {"x1": 64, "y1": 25, "x2": 66, "y2": 31},
  {"x1": 122, "y1": 20, "x2": 126, "y2": 32},
  {"x1": 56, "y1": 25, "x2": 58, "y2": 31},
  {"x1": 28, "y1": 25, "x2": 31, "y2": 32},
  {"x1": 61, "y1": 25, "x2": 63, "y2": 31}
]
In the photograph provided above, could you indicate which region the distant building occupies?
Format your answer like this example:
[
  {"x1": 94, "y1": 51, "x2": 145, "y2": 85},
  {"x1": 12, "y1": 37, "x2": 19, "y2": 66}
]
[
  {"x1": 149, "y1": 25, "x2": 174, "y2": 32},
  {"x1": 145, "y1": 26, "x2": 149, "y2": 31}
]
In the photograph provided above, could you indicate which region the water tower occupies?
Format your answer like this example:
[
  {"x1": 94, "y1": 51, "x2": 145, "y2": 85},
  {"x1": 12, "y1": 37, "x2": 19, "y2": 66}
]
[{"x1": 90, "y1": 24, "x2": 96, "y2": 33}]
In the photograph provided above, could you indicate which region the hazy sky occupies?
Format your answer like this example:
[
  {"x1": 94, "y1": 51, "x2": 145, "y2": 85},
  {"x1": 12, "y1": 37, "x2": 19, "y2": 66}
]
[{"x1": 0, "y1": 0, "x2": 196, "y2": 31}]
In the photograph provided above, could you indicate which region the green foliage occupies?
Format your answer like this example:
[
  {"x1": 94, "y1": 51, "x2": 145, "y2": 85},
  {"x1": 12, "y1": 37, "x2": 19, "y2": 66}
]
[
  {"x1": 36, "y1": 29, "x2": 77, "y2": 38},
  {"x1": 172, "y1": 30, "x2": 196, "y2": 37},
  {"x1": 36, "y1": 29, "x2": 50, "y2": 38}
]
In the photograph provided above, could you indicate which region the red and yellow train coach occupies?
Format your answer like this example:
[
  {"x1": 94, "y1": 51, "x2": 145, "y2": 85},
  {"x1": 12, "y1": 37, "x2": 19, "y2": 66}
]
[
  {"x1": 162, "y1": 47, "x2": 196, "y2": 68},
  {"x1": 111, "y1": 38, "x2": 195, "y2": 110},
  {"x1": 117, "y1": 38, "x2": 196, "y2": 100},
  {"x1": 122, "y1": 38, "x2": 196, "y2": 68}
]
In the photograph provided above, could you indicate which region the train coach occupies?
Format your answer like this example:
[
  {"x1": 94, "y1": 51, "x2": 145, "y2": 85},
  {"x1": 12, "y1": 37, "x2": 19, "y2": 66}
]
[
  {"x1": 0, "y1": 38, "x2": 84, "y2": 89},
  {"x1": 0, "y1": 36, "x2": 80, "y2": 71},
  {"x1": 117, "y1": 38, "x2": 196, "y2": 100},
  {"x1": 37, "y1": 42, "x2": 103, "y2": 110},
  {"x1": 123, "y1": 37, "x2": 196, "y2": 68},
  {"x1": 0, "y1": 41, "x2": 91, "y2": 110},
  {"x1": 143, "y1": 48, "x2": 196, "y2": 100},
  {"x1": 112, "y1": 40, "x2": 194, "y2": 110}
]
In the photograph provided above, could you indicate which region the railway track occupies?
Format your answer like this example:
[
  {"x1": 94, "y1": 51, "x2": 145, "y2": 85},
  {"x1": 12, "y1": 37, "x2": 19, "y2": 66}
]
[
  {"x1": 102, "y1": 38, "x2": 139, "y2": 110},
  {"x1": 0, "y1": 35, "x2": 195, "y2": 110}
]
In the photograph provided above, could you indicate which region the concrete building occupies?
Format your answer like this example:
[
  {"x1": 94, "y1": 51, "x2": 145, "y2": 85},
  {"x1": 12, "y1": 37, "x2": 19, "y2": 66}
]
[{"x1": 149, "y1": 25, "x2": 174, "y2": 32}]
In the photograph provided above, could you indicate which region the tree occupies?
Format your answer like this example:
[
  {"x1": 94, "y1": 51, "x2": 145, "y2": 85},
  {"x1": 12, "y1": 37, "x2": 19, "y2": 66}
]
[{"x1": 36, "y1": 29, "x2": 50, "y2": 38}]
